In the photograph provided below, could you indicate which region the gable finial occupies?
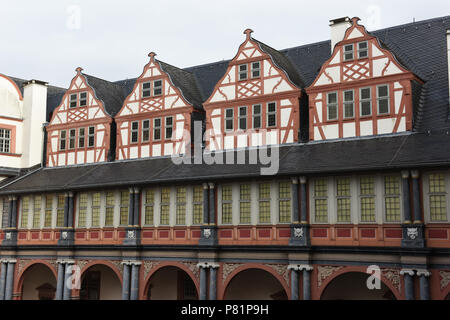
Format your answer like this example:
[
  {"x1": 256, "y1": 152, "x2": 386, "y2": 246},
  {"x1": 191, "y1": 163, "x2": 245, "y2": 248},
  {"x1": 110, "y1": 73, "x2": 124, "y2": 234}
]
[
  {"x1": 75, "y1": 67, "x2": 83, "y2": 74},
  {"x1": 244, "y1": 28, "x2": 254, "y2": 40},
  {"x1": 351, "y1": 17, "x2": 361, "y2": 25},
  {"x1": 148, "y1": 52, "x2": 157, "y2": 62}
]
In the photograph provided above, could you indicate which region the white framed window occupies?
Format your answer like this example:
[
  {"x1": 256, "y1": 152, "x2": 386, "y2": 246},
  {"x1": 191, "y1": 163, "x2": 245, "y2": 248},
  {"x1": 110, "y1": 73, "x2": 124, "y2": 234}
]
[
  {"x1": 69, "y1": 94, "x2": 77, "y2": 108},
  {"x1": 142, "y1": 120, "x2": 150, "y2": 142},
  {"x1": 59, "y1": 130, "x2": 67, "y2": 151},
  {"x1": 427, "y1": 173, "x2": 448, "y2": 222},
  {"x1": 238, "y1": 64, "x2": 248, "y2": 81},
  {"x1": 144, "y1": 189, "x2": 155, "y2": 226},
  {"x1": 165, "y1": 117, "x2": 173, "y2": 140},
  {"x1": 357, "y1": 41, "x2": 369, "y2": 59},
  {"x1": 225, "y1": 108, "x2": 234, "y2": 131},
  {"x1": 77, "y1": 193, "x2": 88, "y2": 228},
  {"x1": 344, "y1": 44, "x2": 354, "y2": 61},
  {"x1": 142, "y1": 82, "x2": 151, "y2": 98},
  {"x1": 360, "y1": 87, "x2": 372, "y2": 117},
  {"x1": 221, "y1": 185, "x2": 233, "y2": 225},
  {"x1": 153, "y1": 118, "x2": 161, "y2": 141},
  {"x1": 78, "y1": 128, "x2": 85, "y2": 148},
  {"x1": 238, "y1": 106, "x2": 247, "y2": 130},
  {"x1": 327, "y1": 92, "x2": 338, "y2": 121},
  {"x1": 20, "y1": 196, "x2": 30, "y2": 229},
  {"x1": 239, "y1": 184, "x2": 251, "y2": 224},
  {"x1": 278, "y1": 182, "x2": 291, "y2": 224},
  {"x1": 88, "y1": 126, "x2": 95, "y2": 147},
  {"x1": 336, "y1": 177, "x2": 351, "y2": 223},
  {"x1": 0, "y1": 129, "x2": 11, "y2": 153},
  {"x1": 258, "y1": 183, "x2": 271, "y2": 224},
  {"x1": 79, "y1": 92, "x2": 87, "y2": 107},
  {"x1": 251, "y1": 62, "x2": 261, "y2": 78},
  {"x1": 343, "y1": 90, "x2": 354, "y2": 119},
  {"x1": 131, "y1": 121, "x2": 139, "y2": 143},
  {"x1": 384, "y1": 176, "x2": 402, "y2": 223},
  {"x1": 252, "y1": 104, "x2": 262, "y2": 129},
  {"x1": 360, "y1": 177, "x2": 376, "y2": 223},
  {"x1": 69, "y1": 129, "x2": 76, "y2": 149},
  {"x1": 153, "y1": 80, "x2": 163, "y2": 96},
  {"x1": 377, "y1": 85, "x2": 390, "y2": 115},
  {"x1": 313, "y1": 179, "x2": 328, "y2": 223},
  {"x1": 267, "y1": 102, "x2": 277, "y2": 127}
]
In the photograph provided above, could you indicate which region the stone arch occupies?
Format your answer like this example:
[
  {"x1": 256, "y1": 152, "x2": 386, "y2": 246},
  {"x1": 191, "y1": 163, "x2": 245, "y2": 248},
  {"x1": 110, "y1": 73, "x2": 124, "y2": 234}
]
[
  {"x1": 79, "y1": 260, "x2": 123, "y2": 284},
  {"x1": 16, "y1": 261, "x2": 58, "y2": 300},
  {"x1": 79, "y1": 260, "x2": 123, "y2": 300},
  {"x1": 220, "y1": 263, "x2": 290, "y2": 300}
]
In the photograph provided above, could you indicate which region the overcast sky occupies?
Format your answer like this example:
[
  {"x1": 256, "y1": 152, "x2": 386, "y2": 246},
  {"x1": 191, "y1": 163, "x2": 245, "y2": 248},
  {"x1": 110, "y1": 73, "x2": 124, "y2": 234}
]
[{"x1": 0, "y1": 0, "x2": 448, "y2": 88}]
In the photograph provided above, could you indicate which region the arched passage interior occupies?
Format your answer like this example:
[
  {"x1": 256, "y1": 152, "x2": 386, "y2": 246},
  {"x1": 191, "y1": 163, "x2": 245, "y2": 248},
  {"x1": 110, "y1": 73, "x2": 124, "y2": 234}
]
[
  {"x1": 146, "y1": 266, "x2": 198, "y2": 300},
  {"x1": 80, "y1": 264, "x2": 122, "y2": 300},
  {"x1": 21, "y1": 264, "x2": 57, "y2": 300}
]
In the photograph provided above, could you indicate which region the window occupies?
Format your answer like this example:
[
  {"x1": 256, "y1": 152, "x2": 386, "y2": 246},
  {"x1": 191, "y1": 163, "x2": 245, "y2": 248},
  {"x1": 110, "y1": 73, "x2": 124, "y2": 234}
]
[
  {"x1": 91, "y1": 193, "x2": 101, "y2": 227},
  {"x1": 192, "y1": 186, "x2": 203, "y2": 225},
  {"x1": 377, "y1": 85, "x2": 390, "y2": 115},
  {"x1": 142, "y1": 120, "x2": 150, "y2": 142},
  {"x1": 44, "y1": 195, "x2": 52, "y2": 228},
  {"x1": 56, "y1": 194, "x2": 65, "y2": 228},
  {"x1": 238, "y1": 64, "x2": 247, "y2": 81},
  {"x1": 343, "y1": 90, "x2": 354, "y2": 119},
  {"x1": 238, "y1": 107, "x2": 247, "y2": 130},
  {"x1": 165, "y1": 117, "x2": 173, "y2": 140},
  {"x1": 252, "y1": 104, "x2": 262, "y2": 129},
  {"x1": 225, "y1": 108, "x2": 234, "y2": 131},
  {"x1": 59, "y1": 130, "x2": 67, "y2": 151},
  {"x1": 131, "y1": 121, "x2": 139, "y2": 144},
  {"x1": 240, "y1": 184, "x2": 251, "y2": 224},
  {"x1": 360, "y1": 87, "x2": 372, "y2": 117},
  {"x1": 429, "y1": 174, "x2": 447, "y2": 221},
  {"x1": 105, "y1": 192, "x2": 115, "y2": 227},
  {"x1": 79, "y1": 92, "x2": 87, "y2": 107},
  {"x1": 267, "y1": 102, "x2": 277, "y2": 127},
  {"x1": 344, "y1": 44, "x2": 354, "y2": 61},
  {"x1": 385, "y1": 176, "x2": 401, "y2": 222},
  {"x1": 176, "y1": 187, "x2": 186, "y2": 225},
  {"x1": 279, "y1": 182, "x2": 291, "y2": 223},
  {"x1": 33, "y1": 196, "x2": 41, "y2": 229},
  {"x1": 78, "y1": 128, "x2": 85, "y2": 148},
  {"x1": 142, "y1": 82, "x2": 151, "y2": 98},
  {"x1": 336, "y1": 178, "x2": 351, "y2": 223},
  {"x1": 2, "y1": 199, "x2": 9, "y2": 228},
  {"x1": 69, "y1": 129, "x2": 76, "y2": 149},
  {"x1": 153, "y1": 118, "x2": 161, "y2": 141},
  {"x1": 259, "y1": 183, "x2": 271, "y2": 224},
  {"x1": 160, "y1": 188, "x2": 170, "y2": 225},
  {"x1": 120, "y1": 191, "x2": 129, "y2": 226},
  {"x1": 88, "y1": 127, "x2": 95, "y2": 148},
  {"x1": 222, "y1": 185, "x2": 232, "y2": 224},
  {"x1": 251, "y1": 62, "x2": 260, "y2": 78},
  {"x1": 360, "y1": 177, "x2": 376, "y2": 222},
  {"x1": 327, "y1": 92, "x2": 338, "y2": 121},
  {"x1": 358, "y1": 41, "x2": 369, "y2": 59},
  {"x1": 69, "y1": 94, "x2": 77, "y2": 108},
  {"x1": 0, "y1": 129, "x2": 11, "y2": 153},
  {"x1": 78, "y1": 193, "x2": 88, "y2": 228},
  {"x1": 144, "y1": 189, "x2": 154, "y2": 225},
  {"x1": 153, "y1": 80, "x2": 163, "y2": 96},
  {"x1": 314, "y1": 179, "x2": 328, "y2": 223},
  {"x1": 21, "y1": 196, "x2": 30, "y2": 229}
]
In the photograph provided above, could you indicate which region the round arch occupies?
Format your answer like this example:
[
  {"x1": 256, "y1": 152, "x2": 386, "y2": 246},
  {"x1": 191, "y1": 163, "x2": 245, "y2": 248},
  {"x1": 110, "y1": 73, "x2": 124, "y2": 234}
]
[
  {"x1": 79, "y1": 261, "x2": 123, "y2": 300},
  {"x1": 79, "y1": 260, "x2": 123, "y2": 285},
  {"x1": 142, "y1": 262, "x2": 200, "y2": 300},
  {"x1": 220, "y1": 264, "x2": 290, "y2": 300},
  {"x1": 0, "y1": 74, "x2": 23, "y2": 101},
  {"x1": 16, "y1": 261, "x2": 58, "y2": 300}
]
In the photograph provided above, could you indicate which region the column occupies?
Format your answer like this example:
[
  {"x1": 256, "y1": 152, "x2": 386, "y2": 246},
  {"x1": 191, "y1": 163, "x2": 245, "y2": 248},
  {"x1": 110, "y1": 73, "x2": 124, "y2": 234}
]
[
  {"x1": 63, "y1": 262, "x2": 74, "y2": 300},
  {"x1": 133, "y1": 188, "x2": 140, "y2": 226},
  {"x1": 55, "y1": 262, "x2": 65, "y2": 300},
  {"x1": 411, "y1": 170, "x2": 422, "y2": 223},
  {"x1": 291, "y1": 178, "x2": 299, "y2": 223},
  {"x1": 401, "y1": 269, "x2": 415, "y2": 300},
  {"x1": 299, "y1": 177, "x2": 308, "y2": 223},
  {"x1": 67, "y1": 192, "x2": 74, "y2": 228},
  {"x1": 199, "y1": 267, "x2": 207, "y2": 300},
  {"x1": 208, "y1": 183, "x2": 216, "y2": 225},
  {"x1": 130, "y1": 263, "x2": 141, "y2": 300},
  {"x1": 122, "y1": 263, "x2": 131, "y2": 300},
  {"x1": 128, "y1": 188, "x2": 135, "y2": 226},
  {"x1": 209, "y1": 266, "x2": 219, "y2": 300},
  {"x1": 4, "y1": 260, "x2": 16, "y2": 300},
  {"x1": 0, "y1": 261, "x2": 7, "y2": 300},
  {"x1": 417, "y1": 270, "x2": 431, "y2": 300},
  {"x1": 302, "y1": 267, "x2": 312, "y2": 300},
  {"x1": 289, "y1": 268, "x2": 299, "y2": 300},
  {"x1": 202, "y1": 183, "x2": 209, "y2": 225},
  {"x1": 401, "y1": 171, "x2": 412, "y2": 223},
  {"x1": 10, "y1": 196, "x2": 17, "y2": 229}
]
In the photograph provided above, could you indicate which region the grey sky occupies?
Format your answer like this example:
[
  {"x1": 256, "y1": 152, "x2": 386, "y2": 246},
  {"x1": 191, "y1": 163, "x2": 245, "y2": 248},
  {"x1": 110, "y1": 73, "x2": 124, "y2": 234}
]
[{"x1": 0, "y1": 0, "x2": 448, "y2": 88}]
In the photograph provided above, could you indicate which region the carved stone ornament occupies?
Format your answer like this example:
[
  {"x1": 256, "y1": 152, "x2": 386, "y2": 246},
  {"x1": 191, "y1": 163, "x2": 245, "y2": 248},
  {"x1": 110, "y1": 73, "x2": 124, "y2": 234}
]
[
  {"x1": 440, "y1": 271, "x2": 450, "y2": 290},
  {"x1": 109, "y1": 260, "x2": 124, "y2": 274},
  {"x1": 5, "y1": 232, "x2": 11, "y2": 240},
  {"x1": 61, "y1": 231, "x2": 68, "y2": 240},
  {"x1": 267, "y1": 264, "x2": 290, "y2": 287},
  {"x1": 127, "y1": 230, "x2": 136, "y2": 239},
  {"x1": 222, "y1": 263, "x2": 243, "y2": 283},
  {"x1": 382, "y1": 268, "x2": 401, "y2": 293},
  {"x1": 203, "y1": 229, "x2": 211, "y2": 239},
  {"x1": 294, "y1": 227, "x2": 304, "y2": 239},
  {"x1": 317, "y1": 266, "x2": 343, "y2": 288},
  {"x1": 182, "y1": 262, "x2": 200, "y2": 281},
  {"x1": 143, "y1": 261, "x2": 160, "y2": 280},
  {"x1": 77, "y1": 260, "x2": 90, "y2": 272},
  {"x1": 18, "y1": 259, "x2": 57, "y2": 275},
  {"x1": 407, "y1": 228, "x2": 419, "y2": 240}
]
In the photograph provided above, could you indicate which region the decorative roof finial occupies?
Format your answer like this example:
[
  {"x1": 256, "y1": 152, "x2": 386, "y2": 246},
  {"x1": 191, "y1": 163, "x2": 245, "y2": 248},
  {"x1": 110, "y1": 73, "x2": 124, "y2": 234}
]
[
  {"x1": 351, "y1": 17, "x2": 361, "y2": 25},
  {"x1": 244, "y1": 28, "x2": 254, "y2": 40},
  {"x1": 148, "y1": 52, "x2": 157, "y2": 62},
  {"x1": 75, "y1": 67, "x2": 83, "y2": 74}
]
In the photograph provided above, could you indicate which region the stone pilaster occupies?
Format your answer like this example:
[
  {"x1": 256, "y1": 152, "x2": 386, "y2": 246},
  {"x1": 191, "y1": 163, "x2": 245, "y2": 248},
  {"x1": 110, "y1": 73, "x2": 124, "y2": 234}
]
[
  {"x1": 289, "y1": 264, "x2": 313, "y2": 300},
  {"x1": 400, "y1": 269, "x2": 415, "y2": 300},
  {"x1": 290, "y1": 177, "x2": 310, "y2": 246},
  {"x1": 199, "y1": 183, "x2": 217, "y2": 246},
  {"x1": 417, "y1": 270, "x2": 431, "y2": 300},
  {"x1": 63, "y1": 260, "x2": 75, "y2": 300},
  {"x1": 122, "y1": 263, "x2": 131, "y2": 300},
  {"x1": 59, "y1": 192, "x2": 75, "y2": 246},
  {"x1": 4, "y1": 259, "x2": 16, "y2": 300}
]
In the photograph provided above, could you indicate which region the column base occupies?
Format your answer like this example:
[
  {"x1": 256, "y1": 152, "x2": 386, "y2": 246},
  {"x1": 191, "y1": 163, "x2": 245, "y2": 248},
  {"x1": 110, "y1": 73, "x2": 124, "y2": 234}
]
[
  {"x1": 122, "y1": 227, "x2": 141, "y2": 246},
  {"x1": 401, "y1": 224, "x2": 426, "y2": 248},
  {"x1": 1, "y1": 229, "x2": 18, "y2": 246},
  {"x1": 198, "y1": 226, "x2": 218, "y2": 246},
  {"x1": 289, "y1": 224, "x2": 310, "y2": 247},
  {"x1": 58, "y1": 229, "x2": 75, "y2": 246}
]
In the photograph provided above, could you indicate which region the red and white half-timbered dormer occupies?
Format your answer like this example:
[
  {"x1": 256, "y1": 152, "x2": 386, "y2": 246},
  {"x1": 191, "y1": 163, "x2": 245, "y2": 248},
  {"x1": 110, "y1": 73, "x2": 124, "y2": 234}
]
[
  {"x1": 306, "y1": 17, "x2": 422, "y2": 141},
  {"x1": 46, "y1": 68, "x2": 122, "y2": 167},
  {"x1": 203, "y1": 29, "x2": 303, "y2": 151},
  {"x1": 115, "y1": 52, "x2": 203, "y2": 160}
]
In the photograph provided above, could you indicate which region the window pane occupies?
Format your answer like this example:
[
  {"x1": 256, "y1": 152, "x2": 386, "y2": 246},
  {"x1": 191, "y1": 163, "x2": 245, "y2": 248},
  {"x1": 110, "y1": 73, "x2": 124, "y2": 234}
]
[
  {"x1": 222, "y1": 185, "x2": 232, "y2": 224},
  {"x1": 56, "y1": 195, "x2": 65, "y2": 228},
  {"x1": 192, "y1": 186, "x2": 203, "y2": 225},
  {"x1": 91, "y1": 193, "x2": 101, "y2": 227},
  {"x1": 44, "y1": 195, "x2": 53, "y2": 228},
  {"x1": 78, "y1": 193, "x2": 88, "y2": 227},
  {"x1": 160, "y1": 188, "x2": 170, "y2": 225},
  {"x1": 21, "y1": 197, "x2": 30, "y2": 229},
  {"x1": 337, "y1": 178, "x2": 351, "y2": 223},
  {"x1": 176, "y1": 187, "x2": 186, "y2": 225},
  {"x1": 361, "y1": 88, "x2": 371, "y2": 100},
  {"x1": 279, "y1": 182, "x2": 291, "y2": 223},
  {"x1": 259, "y1": 183, "x2": 271, "y2": 223},
  {"x1": 240, "y1": 184, "x2": 251, "y2": 224},
  {"x1": 33, "y1": 196, "x2": 41, "y2": 228}
]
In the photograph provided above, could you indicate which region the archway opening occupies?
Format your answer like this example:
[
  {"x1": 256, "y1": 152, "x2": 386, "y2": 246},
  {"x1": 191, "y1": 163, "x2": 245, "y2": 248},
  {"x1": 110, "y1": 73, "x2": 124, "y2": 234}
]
[
  {"x1": 224, "y1": 268, "x2": 288, "y2": 300},
  {"x1": 80, "y1": 264, "x2": 121, "y2": 300},
  {"x1": 445, "y1": 293, "x2": 450, "y2": 300},
  {"x1": 146, "y1": 266, "x2": 198, "y2": 300},
  {"x1": 21, "y1": 264, "x2": 57, "y2": 300},
  {"x1": 321, "y1": 272, "x2": 396, "y2": 300}
]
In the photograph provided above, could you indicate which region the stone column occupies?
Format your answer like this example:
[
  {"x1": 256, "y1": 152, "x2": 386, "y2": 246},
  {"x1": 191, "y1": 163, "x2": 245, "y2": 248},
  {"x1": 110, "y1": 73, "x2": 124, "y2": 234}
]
[
  {"x1": 417, "y1": 270, "x2": 431, "y2": 300},
  {"x1": 55, "y1": 261, "x2": 65, "y2": 300},
  {"x1": 133, "y1": 188, "x2": 140, "y2": 226},
  {"x1": 291, "y1": 178, "x2": 299, "y2": 223},
  {"x1": 5, "y1": 260, "x2": 16, "y2": 300},
  {"x1": 289, "y1": 268, "x2": 299, "y2": 300},
  {"x1": 302, "y1": 267, "x2": 312, "y2": 300},
  {"x1": 0, "y1": 261, "x2": 7, "y2": 300},
  {"x1": 288, "y1": 264, "x2": 313, "y2": 300},
  {"x1": 128, "y1": 188, "x2": 135, "y2": 226},
  {"x1": 122, "y1": 263, "x2": 131, "y2": 300},
  {"x1": 63, "y1": 261, "x2": 74, "y2": 300},
  {"x1": 199, "y1": 266, "x2": 207, "y2": 300},
  {"x1": 209, "y1": 265, "x2": 219, "y2": 300},
  {"x1": 401, "y1": 269, "x2": 415, "y2": 300},
  {"x1": 130, "y1": 262, "x2": 141, "y2": 300},
  {"x1": 202, "y1": 183, "x2": 209, "y2": 225},
  {"x1": 208, "y1": 183, "x2": 216, "y2": 225},
  {"x1": 401, "y1": 171, "x2": 412, "y2": 223}
]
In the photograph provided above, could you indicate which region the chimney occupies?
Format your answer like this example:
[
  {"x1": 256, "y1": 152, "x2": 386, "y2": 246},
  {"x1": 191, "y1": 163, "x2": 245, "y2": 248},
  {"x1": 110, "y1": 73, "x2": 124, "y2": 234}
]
[{"x1": 330, "y1": 17, "x2": 352, "y2": 53}]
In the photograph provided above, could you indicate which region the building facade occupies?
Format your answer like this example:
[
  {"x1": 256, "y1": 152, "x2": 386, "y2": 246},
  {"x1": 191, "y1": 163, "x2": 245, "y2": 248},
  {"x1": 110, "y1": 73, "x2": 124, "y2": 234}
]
[{"x1": 0, "y1": 16, "x2": 449, "y2": 301}]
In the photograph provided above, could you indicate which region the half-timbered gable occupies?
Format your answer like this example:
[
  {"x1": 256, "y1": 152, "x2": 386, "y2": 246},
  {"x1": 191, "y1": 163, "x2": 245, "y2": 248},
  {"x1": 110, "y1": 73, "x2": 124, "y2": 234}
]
[
  {"x1": 115, "y1": 53, "x2": 203, "y2": 160},
  {"x1": 46, "y1": 68, "x2": 125, "y2": 167},
  {"x1": 306, "y1": 17, "x2": 422, "y2": 141},
  {"x1": 203, "y1": 29, "x2": 303, "y2": 151}
]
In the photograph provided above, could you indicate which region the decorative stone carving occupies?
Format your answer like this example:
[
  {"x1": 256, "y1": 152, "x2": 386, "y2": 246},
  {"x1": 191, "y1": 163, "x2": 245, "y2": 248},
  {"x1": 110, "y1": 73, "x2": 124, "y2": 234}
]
[
  {"x1": 222, "y1": 263, "x2": 243, "y2": 283},
  {"x1": 127, "y1": 230, "x2": 136, "y2": 239},
  {"x1": 382, "y1": 268, "x2": 401, "y2": 293},
  {"x1": 267, "y1": 264, "x2": 290, "y2": 287},
  {"x1": 5, "y1": 232, "x2": 11, "y2": 240},
  {"x1": 294, "y1": 227, "x2": 304, "y2": 239},
  {"x1": 76, "y1": 260, "x2": 90, "y2": 272},
  {"x1": 17, "y1": 259, "x2": 57, "y2": 275},
  {"x1": 182, "y1": 262, "x2": 200, "y2": 280},
  {"x1": 440, "y1": 271, "x2": 450, "y2": 290},
  {"x1": 317, "y1": 266, "x2": 343, "y2": 288},
  {"x1": 109, "y1": 260, "x2": 124, "y2": 274},
  {"x1": 62, "y1": 231, "x2": 68, "y2": 240},
  {"x1": 203, "y1": 229, "x2": 211, "y2": 239},
  {"x1": 407, "y1": 228, "x2": 419, "y2": 240},
  {"x1": 143, "y1": 261, "x2": 160, "y2": 280}
]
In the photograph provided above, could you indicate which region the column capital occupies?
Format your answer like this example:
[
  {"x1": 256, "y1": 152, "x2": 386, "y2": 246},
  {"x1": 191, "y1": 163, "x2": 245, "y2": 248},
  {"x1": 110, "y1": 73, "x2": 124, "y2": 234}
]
[
  {"x1": 11, "y1": 196, "x2": 17, "y2": 201},
  {"x1": 208, "y1": 183, "x2": 215, "y2": 189},
  {"x1": 288, "y1": 264, "x2": 313, "y2": 271},
  {"x1": 411, "y1": 170, "x2": 420, "y2": 179},
  {"x1": 291, "y1": 177, "x2": 299, "y2": 184},
  {"x1": 68, "y1": 192, "x2": 74, "y2": 198},
  {"x1": 299, "y1": 176, "x2": 307, "y2": 184},
  {"x1": 203, "y1": 183, "x2": 209, "y2": 190},
  {"x1": 196, "y1": 262, "x2": 219, "y2": 269},
  {"x1": 400, "y1": 269, "x2": 415, "y2": 276},
  {"x1": 416, "y1": 270, "x2": 431, "y2": 277},
  {"x1": 133, "y1": 188, "x2": 140, "y2": 194},
  {"x1": 128, "y1": 187, "x2": 134, "y2": 194},
  {"x1": 56, "y1": 259, "x2": 75, "y2": 265},
  {"x1": 121, "y1": 260, "x2": 142, "y2": 266},
  {"x1": 0, "y1": 259, "x2": 17, "y2": 264},
  {"x1": 401, "y1": 170, "x2": 410, "y2": 179}
]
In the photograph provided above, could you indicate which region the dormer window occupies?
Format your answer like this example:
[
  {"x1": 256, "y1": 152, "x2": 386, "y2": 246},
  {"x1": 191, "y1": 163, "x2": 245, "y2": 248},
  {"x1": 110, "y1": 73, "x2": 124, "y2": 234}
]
[
  {"x1": 79, "y1": 92, "x2": 87, "y2": 107},
  {"x1": 377, "y1": 85, "x2": 390, "y2": 115},
  {"x1": 267, "y1": 102, "x2": 277, "y2": 127},
  {"x1": 239, "y1": 64, "x2": 248, "y2": 81},
  {"x1": 142, "y1": 82, "x2": 151, "y2": 98},
  {"x1": 131, "y1": 121, "x2": 139, "y2": 143},
  {"x1": 69, "y1": 92, "x2": 88, "y2": 108},
  {"x1": 69, "y1": 129, "x2": 76, "y2": 149},
  {"x1": 154, "y1": 80, "x2": 163, "y2": 96},
  {"x1": 88, "y1": 127, "x2": 95, "y2": 147},
  {"x1": 225, "y1": 108, "x2": 234, "y2": 131},
  {"x1": 251, "y1": 62, "x2": 260, "y2": 78},
  {"x1": 142, "y1": 80, "x2": 163, "y2": 98},
  {"x1": 344, "y1": 44, "x2": 354, "y2": 61},
  {"x1": 69, "y1": 94, "x2": 77, "y2": 108},
  {"x1": 358, "y1": 41, "x2": 369, "y2": 59},
  {"x1": 59, "y1": 130, "x2": 66, "y2": 150},
  {"x1": 360, "y1": 87, "x2": 372, "y2": 117},
  {"x1": 165, "y1": 117, "x2": 173, "y2": 140},
  {"x1": 327, "y1": 92, "x2": 338, "y2": 121}
]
